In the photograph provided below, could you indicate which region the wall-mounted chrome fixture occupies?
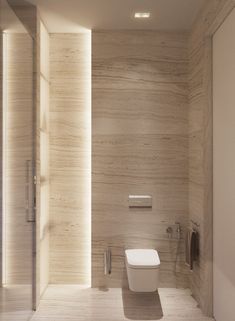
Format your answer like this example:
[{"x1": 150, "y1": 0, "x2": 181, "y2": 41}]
[
  {"x1": 166, "y1": 223, "x2": 182, "y2": 239},
  {"x1": 128, "y1": 195, "x2": 152, "y2": 208},
  {"x1": 166, "y1": 226, "x2": 173, "y2": 238},
  {"x1": 190, "y1": 219, "x2": 200, "y2": 228},
  {"x1": 175, "y1": 222, "x2": 182, "y2": 240},
  {"x1": 104, "y1": 248, "x2": 112, "y2": 275}
]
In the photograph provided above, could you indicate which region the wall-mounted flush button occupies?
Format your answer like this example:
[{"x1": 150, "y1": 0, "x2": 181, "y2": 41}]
[{"x1": 128, "y1": 195, "x2": 152, "y2": 208}]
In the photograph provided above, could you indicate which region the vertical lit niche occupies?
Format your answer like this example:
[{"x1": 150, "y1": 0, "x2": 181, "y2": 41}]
[
  {"x1": 39, "y1": 20, "x2": 50, "y2": 295},
  {"x1": 74, "y1": 30, "x2": 92, "y2": 285},
  {"x1": 84, "y1": 30, "x2": 92, "y2": 285},
  {"x1": 49, "y1": 30, "x2": 92, "y2": 285},
  {"x1": 2, "y1": 32, "x2": 7, "y2": 285}
]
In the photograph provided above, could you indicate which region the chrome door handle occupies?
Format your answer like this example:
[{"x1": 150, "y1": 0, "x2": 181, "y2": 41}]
[{"x1": 25, "y1": 160, "x2": 35, "y2": 222}]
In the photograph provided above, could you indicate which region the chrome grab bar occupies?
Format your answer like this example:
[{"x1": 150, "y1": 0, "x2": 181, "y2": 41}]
[{"x1": 104, "y1": 248, "x2": 112, "y2": 275}]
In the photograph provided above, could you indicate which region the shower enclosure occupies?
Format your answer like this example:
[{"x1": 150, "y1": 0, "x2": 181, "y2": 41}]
[{"x1": 0, "y1": 0, "x2": 38, "y2": 317}]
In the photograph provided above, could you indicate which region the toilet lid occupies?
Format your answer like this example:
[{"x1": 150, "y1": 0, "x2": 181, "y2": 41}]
[{"x1": 125, "y1": 249, "x2": 160, "y2": 269}]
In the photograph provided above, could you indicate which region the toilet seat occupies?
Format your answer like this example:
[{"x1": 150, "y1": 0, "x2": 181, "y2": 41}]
[{"x1": 125, "y1": 249, "x2": 160, "y2": 269}]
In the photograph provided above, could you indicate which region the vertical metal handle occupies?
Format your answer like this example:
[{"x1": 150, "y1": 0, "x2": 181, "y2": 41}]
[
  {"x1": 104, "y1": 248, "x2": 112, "y2": 275},
  {"x1": 25, "y1": 160, "x2": 35, "y2": 222}
]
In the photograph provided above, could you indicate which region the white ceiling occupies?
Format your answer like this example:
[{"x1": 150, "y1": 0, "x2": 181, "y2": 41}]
[
  {"x1": 28, "y1": 0, "x2": 206, "y2": 33},
  {"x1": 0, "y1": 0, "x2": 27, "y2": 33}
]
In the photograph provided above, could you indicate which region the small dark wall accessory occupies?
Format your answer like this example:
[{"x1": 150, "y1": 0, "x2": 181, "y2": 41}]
[{"x1": 185, "y1": 228, "x2": 199, "y2": 271}]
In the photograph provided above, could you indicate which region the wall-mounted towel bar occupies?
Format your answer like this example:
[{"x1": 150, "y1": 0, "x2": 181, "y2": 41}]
[{"x1": 186, "y1": 227, "x2": 199, "y2": 271}]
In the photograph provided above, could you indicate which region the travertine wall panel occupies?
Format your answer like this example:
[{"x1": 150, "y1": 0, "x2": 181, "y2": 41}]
[{"x1": 92, "y1": 31, "x2": 189, "y2": 288}]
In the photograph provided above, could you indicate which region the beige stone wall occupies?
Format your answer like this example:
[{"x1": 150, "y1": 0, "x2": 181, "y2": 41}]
[{"x1": 92, "y1": 30, "x2": 189, "y2": 288}]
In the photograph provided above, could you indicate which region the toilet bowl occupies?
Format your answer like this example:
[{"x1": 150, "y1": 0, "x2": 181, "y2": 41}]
[{"x1": 125, "y1": 249, "x2": 160, "y2": 292}]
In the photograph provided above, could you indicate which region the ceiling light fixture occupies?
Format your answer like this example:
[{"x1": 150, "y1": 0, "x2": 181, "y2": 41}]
[{"x1": 134, "y1": 12, "x2": 151, "y2": 19}]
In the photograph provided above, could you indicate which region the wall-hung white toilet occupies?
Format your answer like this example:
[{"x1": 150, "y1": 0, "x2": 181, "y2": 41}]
[{"x1": 125, "y1": 249, "x2": 160, "y2": 292}]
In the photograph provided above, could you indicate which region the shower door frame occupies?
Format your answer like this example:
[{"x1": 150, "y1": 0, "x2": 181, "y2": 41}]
[
  {"x1": 0, "y1": 31, "x2": 37, "y2": 310},
  {"x1": 211, "y1": 3, "x2": 235, "y2": 320},
  {"x1": 0, "y1": 0, "x2": 39, "y2": 312}
]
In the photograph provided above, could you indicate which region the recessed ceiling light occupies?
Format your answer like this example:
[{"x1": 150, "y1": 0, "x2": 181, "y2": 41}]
[{"x1": 134, "y1": 12, "x2": 151, "y2": 19}]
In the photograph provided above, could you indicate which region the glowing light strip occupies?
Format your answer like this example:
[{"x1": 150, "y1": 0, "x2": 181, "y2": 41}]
[
  {"x1": 2, "y1": 32, "x2": 7, "y2": 285},
  {"x1": 85, "y1": 30, "x2": 91, "y2": 286}
]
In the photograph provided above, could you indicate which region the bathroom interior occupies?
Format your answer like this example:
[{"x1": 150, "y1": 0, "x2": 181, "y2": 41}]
[{"x1": 0, "y1": 0, "x2": 235, "y2": 320}]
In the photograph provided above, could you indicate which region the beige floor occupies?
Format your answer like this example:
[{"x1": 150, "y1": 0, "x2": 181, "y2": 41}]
[
  {"x1": 30, "y1": 286, "x2": 215, "y2": 321},
  {"x1": 0, "y1": 285, "x2": 33, "y2": 321}
]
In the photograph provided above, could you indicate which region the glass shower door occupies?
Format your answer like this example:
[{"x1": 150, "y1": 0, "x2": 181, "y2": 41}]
[{"x1": 0, "y1": 0, "x2": 36, "y2": 318}]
